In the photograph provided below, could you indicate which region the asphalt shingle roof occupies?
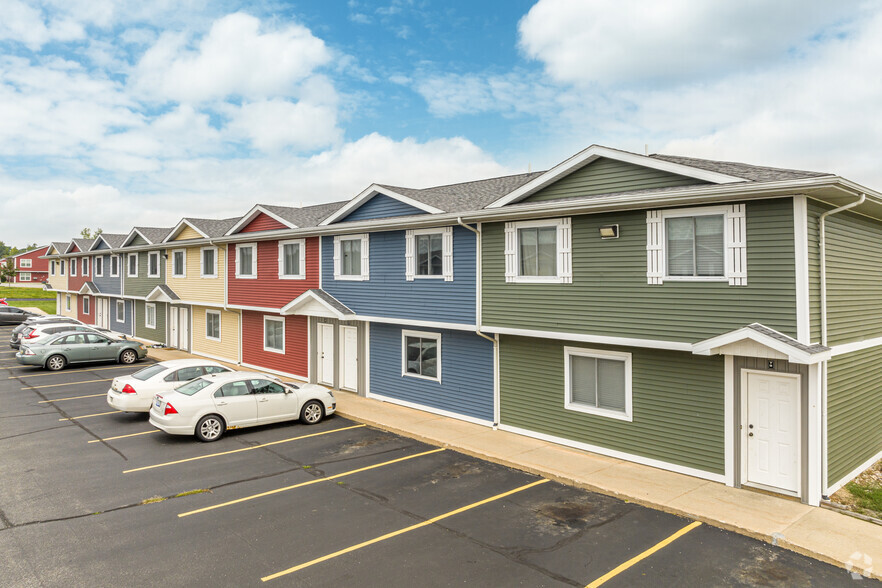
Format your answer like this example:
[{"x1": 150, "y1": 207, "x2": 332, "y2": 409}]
[
  {"x1": 72, "y1": 238, "x2": 95, "y2": 252},
  {"x1": 649, "y1": 154, "x2": 832, "y2": 182},
  {"x1": 746, "y1": 323, "x2": 830, "y2": 355},
  {"x1": 50, "y1": 242, "x2": 68, "y2": 255},
  {"x1": 184, "y1": 217, "x2": 240, "y2": 238},
  {"x1": 133, "y1": 227, "x2": 173, "y2": 245},
  {"x1": 260, "y1": 201, "x2": 349, "y2": 228},
  {"x1": 96, "y1": 233, "x2": 127, "y2": 249},
  {"x1": 308, "y1": 289, "x2": 354, "y2": 315}
]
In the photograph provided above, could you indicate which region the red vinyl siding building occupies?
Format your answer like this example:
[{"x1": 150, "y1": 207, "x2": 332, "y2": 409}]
[{"x1": 5, "y1": 246, "x2": 51, "y2": 284}]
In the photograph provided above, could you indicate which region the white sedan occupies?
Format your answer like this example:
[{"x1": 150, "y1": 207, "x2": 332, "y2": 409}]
[
  {"x1": 149, "y1": 371, "x2": 336, "y2": 442},
  {"x1": 107, "y1": 359, "x2": 232, "y2": 413}
]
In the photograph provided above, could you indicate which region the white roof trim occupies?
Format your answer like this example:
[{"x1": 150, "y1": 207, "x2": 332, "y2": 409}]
[
  {"x1": 5, "y1": 246, "x2": 48, "y2": 258},
  {"x1": 225, "y1": 205, "x2": 297, "y2": 236},
  {"x1": 77, "y1": 282, "x2": 100, "y2": 295},
  {"x1": 88, "y1": 236, "x2": 112, "y2": 251},
  {"x1": 280, "y1": 290, "x2": 352, "y2": 319},
  {"x1": 485, "y1": 145, "x2": 746, "y2": 209},
  {"x1": 163, "y1": 219, "x2": 209, "y2": 242},
  {"x1": 63, "y1": 241, "x2": 80, "y2": 254},
  {"x1": 320, "y1": 184, "x2": 444, "y2": 226},
  {"x1": 692, "y1": 327, "x2": 830, "y2": 364},
  {"x1": 145, "y1": 286, "x2": 178, "y2": 303},
  {"x1": 121, "y1": 228, "x2": 153, "y2": 247}
]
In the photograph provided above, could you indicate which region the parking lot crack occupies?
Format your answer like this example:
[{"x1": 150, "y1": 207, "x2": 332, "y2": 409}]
[
  {"x1": 0, "y1": 506, "x2": 11, "y2": 529},
  {"x1": 0, "y1": 424, "x2": 70, "y2": 441}
]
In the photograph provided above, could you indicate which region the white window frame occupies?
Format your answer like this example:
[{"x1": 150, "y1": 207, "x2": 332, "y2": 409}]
[
  {"x1": 111, "y1": 255, "x2": 120, "y2": 277},
  {"x1": 50, "y1": 260, "x2": 55, "y2": 276},
  {"x1": 564, "y1": 346, "x2": 632, "y2": 422},
  {"x1": 200, "y1": 246, "x2": 218, "y2": 278},
  {"x1": 116, "y1": 300, "x2": 125, "y2": 323},
  {"x1": 145, "y1": 303, "x2": 156, "y2": 329},
  {"x1": 147, "y1": 251, "x2": 160, "y2": 278},
  {"x1": 94, "y1": 256, "x2": 103, "y2": 277},
  {"x1": 82, "y1": 257, "x2": 89, "y2": 276},
  {"x1": 70, "y1": 258, "x2": 77, "y2": 277},
  {"x1": 405, "y1": 227, "x2": 453, "y2": 281},
  {"x1": 127, "y1": 253, "x2": 138, "y2": 277},
  {"x1": 277, "y1": 239, "x2": 306, "y2": 280},
  {"x1": 171, "y1": 249, "x2": 186, "y2": 278},
  {"x1": 205, "y1": 310, "x2": 222, "y2": 341},
  {"x1": 65, "y1": 295, "x2": 71, "y2": 311},
  {"x1": 647, "y1": 204, "x2": 747, "y2": 286},
  {"x1": 504, "y1": 218, "x2": 572, "y2": 284},
  {"x1": 263, "y1": 316, "x2": 285, "y2": 354},
  {"x1": 59, "y1": 260, "x2": 65, "y2": 276},
  {"x1": 401, "y1": 329, "x2": 441, "y2": 383},
  {"x1": 235, "y1": 243, "x2": 257, "y2": 279},
  {"x1": 19, "y1": 272, "x2": 31, "y2": 282},
  {"x1": 82, "y1": 296, "x2": 90, "y2": 315},
  {"x1": 20, "y1": 258, "x2": 32, "y2": 268},
  {"x1": 333, "y1": 234, "x2": 370, "y2": 281}
]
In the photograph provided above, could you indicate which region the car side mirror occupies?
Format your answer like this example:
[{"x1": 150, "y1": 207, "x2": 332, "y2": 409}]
[
  {"x1": 106, "y1": 341, "x2": 112, "y2": 345},
  {"x1": 284, "y1": 387, "x2": 293, "y2": 394}
]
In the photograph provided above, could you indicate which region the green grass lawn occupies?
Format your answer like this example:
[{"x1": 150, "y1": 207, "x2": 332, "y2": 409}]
[
  {"x1": 844, "y1": 482, "x2": 882, "y2": 517},
  {"x1": 14, "y1": 299, "x2": 57, "y2": 314},
  {"x1": 0, "y1": 286, "x2": 54, "y2": 300}
]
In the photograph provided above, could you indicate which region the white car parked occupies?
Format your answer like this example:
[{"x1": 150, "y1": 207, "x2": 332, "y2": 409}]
[
  {"x1": 149, "y1": 371, "x2": 336, "y2": 442},
  {"x1": 107, "y1": 359, "x2": 232, "y2": 413}
]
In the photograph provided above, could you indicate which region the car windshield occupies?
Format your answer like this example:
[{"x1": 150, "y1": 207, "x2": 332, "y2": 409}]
[
  {"x1": 175, "y1": 378, "x2": 213, "y2": 396},
  {"x1": 131, "y1": 364, "x2": 167, "y2": 381}
]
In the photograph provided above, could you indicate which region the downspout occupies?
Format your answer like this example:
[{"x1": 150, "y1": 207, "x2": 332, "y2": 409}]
[
  {"x1": 458, "y1": 218, "x2": 500, "y2": 428},
  {"x1": 210, "y1": 238, "x2": 242, "y2": 366},
  {"x1": 818, "y1": 192, "x2": 865, "y2": 497}
]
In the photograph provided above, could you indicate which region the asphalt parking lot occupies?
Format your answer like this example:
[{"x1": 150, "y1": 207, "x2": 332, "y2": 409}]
[{"x1": 0, "y1": 324, "x2": 875, "y2": 586}]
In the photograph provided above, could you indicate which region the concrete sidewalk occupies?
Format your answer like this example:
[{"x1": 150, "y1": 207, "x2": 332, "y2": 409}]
[{"x1": 144, "y1": 347, "x2": 882, "y2": 579}]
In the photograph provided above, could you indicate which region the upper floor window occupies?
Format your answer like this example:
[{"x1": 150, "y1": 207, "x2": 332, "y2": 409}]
[
  {"x1": 333, "y1": 234, "x2": 369, "y2": 281},
  {"x1": 82, "y1": 257, "x2": 90, "y2": 276},
  {"x1": 70, "y1": 258, "x2": 77, "y2": 276},
  {"x1": 504, "y1": 218, "x2": 572, "y2": 284},
  {"x1": 171, "y1": 249, "x2": 186, "y2": 278},
  {"x1": 127, "y1": 253, "x2": 138, "y2": 277},
  {"x1": 405, "y1": 227, "x2": 453, "y2": 281},
  {"x1": 20, "y1": 259, "x2": 31, "y2": 268},
  {"x1": 278, "y1": 239, "x2": 305, "y2": 280},
  {"x1": 94, "y1": 256, "x2": 103, "y2": 277},
  {"x1": 564, "y1": 347, "x2": 632, "y2": 422},
  {"x1": 110, "y1": 255, "x2": 119, "y2": 277},
  {"x1": 236, "y1": 243, "x2": 257, "y2": 278},
  {"x1": 60, "y1": 260, "x2": 65, "y2": 276},
  {"x1": 50, "y1": 261, "x2": 55, "y2": 276},
  {"x1": 201, "y1": 247, "x2": 217, "y2": 278},
  {"x1": 148, "y1": 252, "x2": 160, "y2": 278},
  {"x1": 647, "y1": 204, "x2": 746, "y2": 286}
]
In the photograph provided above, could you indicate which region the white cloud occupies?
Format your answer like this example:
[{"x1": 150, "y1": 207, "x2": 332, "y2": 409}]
[
  {"x1": 414, "y1": 70, "x2": 560, "y2": 118},
  {"x1": 132, "y1": 12, "x2": 332, "y2": 103}
]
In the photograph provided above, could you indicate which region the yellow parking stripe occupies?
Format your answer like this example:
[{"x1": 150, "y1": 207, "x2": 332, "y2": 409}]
[
  {"x1": 39, "y1": 392, "x2": 106, "y2": 403},
  {"x1": 585, "y1": 521, "x2": 702, "y2": 588},
  {"x1": 10, "y1": 364, "x2": 149, "y2": 378},
  {"x1": 261, "y1": 478, "x2": 549, "y2": 582},
  {"x1": 24, "y1": 378, "x2": 112, "y2": 389},
  {"x1": 88, "y1": 430, "x2": 159, "y2": 443},
  {"x1": 59, "y1": 410, "x2": 121, "y2": 421},
  {"x1": 124, "y1": 424, "x2": 366, "y2": 474},
  {"x1": 178, "y1": 448, "x2": 445, "y2": 518}
]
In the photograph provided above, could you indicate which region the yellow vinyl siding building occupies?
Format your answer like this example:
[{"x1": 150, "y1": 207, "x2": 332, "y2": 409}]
[{"x1": 192, "y1": 306, "x2": 241, "y2": 363}]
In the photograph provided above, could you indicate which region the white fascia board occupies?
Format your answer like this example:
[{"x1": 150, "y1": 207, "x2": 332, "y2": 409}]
[
  {"x1": 62, "y1": 241, "x2": 80, "y2": 254},
  {"x1": 88, "y1": 237, "x2": 110, "y2": 251},
  {"x1": 163, "y1": 219, "x2": 209, "y2": 243},
  {"x1": 77, "y1": 283, "x2": 100, "y2": 295},
  {"x1": 280, "y1": 290, "x2": 352, "y2": 319},
  {"x1": 145, "y1": 286, "x2": 177, "y2": 303},
  {"x1": 692, "y1": 327, "x2": 830, "y2": 364},
  {"x1": 320, "y1": 184, "x2": 444, "y2": 226},
  {"x1": 224, "y1": 205, "x2": 297, "y2": 236},
  {"x1": 121, "y1": 228, "x2": 152, "y2": 247},
  {"x1": 480, "y1": 325, "x2": 693, "y2": 351},
  {"x1": 486, "y1": 144, "x2": 746, "y2": 208}
]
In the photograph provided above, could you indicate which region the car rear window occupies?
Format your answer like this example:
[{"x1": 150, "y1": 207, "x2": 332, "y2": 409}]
[
  {"x1": 131, "y1": 364, "x2": 167, "y2": 381},
  {"x1": 176, "y1": 378, "x2": 213, "y2": 396}
]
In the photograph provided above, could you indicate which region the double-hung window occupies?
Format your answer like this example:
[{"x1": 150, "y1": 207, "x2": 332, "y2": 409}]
[
  {"x1": 82, "y1": 257, "x2": 89, "y2": 276},
  {"x1": 200, "y1": 247, "x2": 217, "y2": 278},
  {"x1": 205, "y1": 310, "x2": 221, "y2": 341},
  {"x1": 50, "y1": 260, "x2": 55, "y2": 276},
  {"x1": 405, "y1": 227, "x2": 453, "y2": 281},
  {"x1": 65, "y1": 295, "x2": 71, "y2": 311},
  {"x1": 333, "y1": 234, "x2": 369, "y2": 281},
  {"x1": 264, "y1": 316, "x2": 284, "y2": 353},
  {"x1": 19, "y1": 272, "x2": 31, "y2": 281},
  {"x1": 236, "y1": 244, "x2": 257, "y2": 278},
  {"x1": 666, "y1": 215, "x2": 724, "y2": 278},
  {"x1": 20, "y1": 259, "x2": 31, "y2": 268},
  {"x1": 504, "y1": 218, "x2": 572, "y2": 284},
  {"x1": 82, "y1": 296, "x2": 90, "y2": 314},
  {"x1": 278, "y1": 239, "x2": 305, "y2": 279},
  {"x1": 95, "y1": 256, "x2": 103, "y2": 277},
  {"x1": 564, "y1": 347, "x2": 632, "y2": 421},
  {"x1": 127, "y1": 253, "x2": 138, "y2": 277},
  {"x1": 147, "y1": 252, "x2": 160, "y2": 278},
  {"x1": 171, "y1": 249, "x2": 186, "y2": 278},
  {"x1": 111, "y1": 255, "x2": 119, "y2": 277},
  {"x1": 145, "y1": 303, "x2": 156, "y2": 329},
  {"x1": 116, "y1": 300, "x2": 125, "y2": 322},
  {"x1": 71, "y1": 258, "x2": 77, "y2": 276},
  {"x1": 60, "y1": 260, "x2": 65, "y2": 276},
  {"x1": 402, "y1": 330, "x2": 441, "y2": 381}
]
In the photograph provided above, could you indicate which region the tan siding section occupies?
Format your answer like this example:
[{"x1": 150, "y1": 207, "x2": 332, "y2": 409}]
[
  {"x1": 60, "y1": 293, "x2": 78, "y2": 318},
  {"x1": 165, "y1": 246, "x2": 225, "y2": 304},
  {"x1": 191, "y1": 306, "x2": 240, "y2": 363},
  {"x1": 173, "y1": 226, "x2": 203, "y2": 241}
]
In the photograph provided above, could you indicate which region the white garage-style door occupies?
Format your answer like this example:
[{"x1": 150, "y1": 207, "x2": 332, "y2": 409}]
[{"x1": 744, "y1": 371, "x2": 801, "y2": 495}]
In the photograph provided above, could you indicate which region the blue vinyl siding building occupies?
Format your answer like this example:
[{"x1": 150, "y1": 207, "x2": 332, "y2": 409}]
[
  {"x1": 110, "y1": 299, "x2": 133, "y2": 336},
  {"x1": 338, "y1": 193, "x2": 425, "y2": 222}
]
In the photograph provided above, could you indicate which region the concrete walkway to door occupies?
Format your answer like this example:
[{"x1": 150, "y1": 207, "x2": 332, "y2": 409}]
[{"x1": 143, "y1": 346, "x2": 882, "y2": 580}]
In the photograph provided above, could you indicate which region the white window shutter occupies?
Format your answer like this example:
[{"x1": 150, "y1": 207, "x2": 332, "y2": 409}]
[
  {"x1": 333, "y1": 236, "x2": 341, "y2": 279},
  {"x1": 361, "y1": 235, "x2": 370, "y2": 281},
  {"x1": 299, "y1": 242, "x2": 306, "y2": 277},
  {"x1": 727, "y1": 204, "x2": 747, "y2": 286},
  {"x1": 504, "y1": 222, "x2": 517, "y2": 283},
  {"x1": 557, "y1": 218, "x2": 572, "y2": 284},
  {"x1": 405, "y1": 230, "x2": 415, "y2": 281},
  {"x1": 443, "y1": 226, "x2": 454, "y2": 281},
  {"x1": 646, "y1": 210, "x2": 664, "y2": 284}
]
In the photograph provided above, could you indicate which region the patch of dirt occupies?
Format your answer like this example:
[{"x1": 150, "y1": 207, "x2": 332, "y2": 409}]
[
  {"x1": 536, "y1": 502, "x2": 594, "y2": 527},
  {"x1": 729, "y1": 549, "x2": 810, "y2": 587},
  {"x1": 336, "y1": 433, "x2": 397, "y2": 454},
  {"x1": 831, "y1": 457, "x2": 882, "y2": 518}
]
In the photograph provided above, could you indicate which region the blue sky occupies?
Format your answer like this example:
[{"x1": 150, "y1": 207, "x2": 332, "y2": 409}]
[{"x1": 1, "y1": 0, "x2": 880, "y2": 245}]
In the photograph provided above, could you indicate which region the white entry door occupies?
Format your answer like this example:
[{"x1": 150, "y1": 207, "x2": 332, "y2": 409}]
[
  {"x1": 745, "y1": 371, "x2": 800, "y2": 495},
  {"x1": 317, "y1": 323, "x2": 335, "y2": 386},
  {"x1": 340, "y1": 326, "x2": 358, "y2": 392},
  {"x1": 169, "y1": 306, "x2": 179, "y2": 348},
  {"x1": 178, "y1": 308, "x2": 189, "y2": 351},
  {"x1": 96, "y1": 299, "x2": 106, "y2": 329}
]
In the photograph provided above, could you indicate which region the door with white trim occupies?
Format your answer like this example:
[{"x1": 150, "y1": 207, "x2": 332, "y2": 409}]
[
  {"x1": 745, "y1": 371, "x2": 800, "y2": 494},
  {"x1": 317, "y1": 323, "x2": 335, "y2": 386},
  {"x1": 178, "y1": 307, "x2": 189, "y2": 351},
  {"x1": 169, "y1": 306, "x2": 179, "y2": 348},
  {"x1": 340, "y1": 325, "x2": 358, "y2": 392},
  {"x1": 96, "y1": 298, "x2": 106, "y2": 329}
]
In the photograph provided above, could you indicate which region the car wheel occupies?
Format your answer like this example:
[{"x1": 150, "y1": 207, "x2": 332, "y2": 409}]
[
  {"x1": 119, "y1": 349, "x2": 137, "y2": 364},
  {"x1": 46, "y1": 355, "x2": 66, "y2": 371},
  {"x1": 195, "y1": 414, "x2": 225, "y2": 442},
  {"x1": 300, "y1": 400, "x2": 324, "y2": 425}
]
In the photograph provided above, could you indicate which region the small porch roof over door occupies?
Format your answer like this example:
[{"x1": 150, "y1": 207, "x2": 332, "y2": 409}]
[
  {"x1": 693, "y1": 323, "x2": 831, "y2": 364},
  {"x1": 281, "y1": 289, "x2": 354, "y2": 320}
]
